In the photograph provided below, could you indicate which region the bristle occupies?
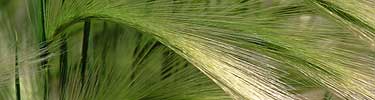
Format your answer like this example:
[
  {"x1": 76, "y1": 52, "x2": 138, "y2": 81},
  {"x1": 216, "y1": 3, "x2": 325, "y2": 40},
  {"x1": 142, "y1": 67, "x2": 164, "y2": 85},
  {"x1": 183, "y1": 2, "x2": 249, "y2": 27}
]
[{"x1": 0, "y1": 0, "x2": 375, "y2": 100}]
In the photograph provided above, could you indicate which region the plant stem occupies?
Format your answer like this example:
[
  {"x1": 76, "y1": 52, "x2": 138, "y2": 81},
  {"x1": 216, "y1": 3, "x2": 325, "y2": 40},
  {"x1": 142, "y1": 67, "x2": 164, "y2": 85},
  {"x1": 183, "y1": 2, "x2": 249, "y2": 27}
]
[
  {"x1": 81, "y1": 19, "x2": 91, "y2": 85},
  {"x1": 59, "y1": 34, "x2": 68, "y2": 100},
  {"x1": 39, "y1": 0, "x2": 49, "y2": 99},
  {"x1": 15, "y1": 33, "x2": 21, "y2": 100}
]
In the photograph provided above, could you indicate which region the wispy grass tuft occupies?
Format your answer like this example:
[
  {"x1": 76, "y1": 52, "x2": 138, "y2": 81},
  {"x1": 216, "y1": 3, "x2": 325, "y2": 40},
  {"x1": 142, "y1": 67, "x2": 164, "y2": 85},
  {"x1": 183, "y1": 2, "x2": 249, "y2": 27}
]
[{"x1": 0, "y1": 0, "x2": 375, "y2": 100}]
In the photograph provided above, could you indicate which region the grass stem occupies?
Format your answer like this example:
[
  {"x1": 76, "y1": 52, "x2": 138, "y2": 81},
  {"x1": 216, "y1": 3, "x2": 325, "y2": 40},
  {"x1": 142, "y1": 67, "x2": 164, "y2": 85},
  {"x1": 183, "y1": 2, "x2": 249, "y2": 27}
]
[
  {"x1": 15, "y1": 33, "x2": 21, "y2": 100},
  {"x1": 39, "y1": 0, "x2": 49, "y2": 99},
  {"x1": 81, "y1": 19, "x2": 91, "y2": 85}
]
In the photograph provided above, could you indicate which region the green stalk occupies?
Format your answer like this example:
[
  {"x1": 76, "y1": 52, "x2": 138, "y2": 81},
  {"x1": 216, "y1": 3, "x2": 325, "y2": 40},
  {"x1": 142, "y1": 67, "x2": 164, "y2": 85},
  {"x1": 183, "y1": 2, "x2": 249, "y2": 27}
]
[
  {"x1": 81, "y1": 19, "x2": 91, "y2": 85},
  {"x1": 59, "y1": 34, "x2": 68, "y2": 100},
  {"x1": 39, "y1": 0, "x2": 49, "y2": 99},
  {"x1": 15, "y1": 32, "x2": 21, "y2": 100}
]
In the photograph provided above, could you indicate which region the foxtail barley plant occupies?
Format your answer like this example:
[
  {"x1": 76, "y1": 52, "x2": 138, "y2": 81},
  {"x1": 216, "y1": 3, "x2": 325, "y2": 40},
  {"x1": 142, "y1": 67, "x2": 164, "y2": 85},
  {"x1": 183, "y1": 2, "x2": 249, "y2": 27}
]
[{"x1": 0, "y1": 0, "x2": 375, "y2": 100}]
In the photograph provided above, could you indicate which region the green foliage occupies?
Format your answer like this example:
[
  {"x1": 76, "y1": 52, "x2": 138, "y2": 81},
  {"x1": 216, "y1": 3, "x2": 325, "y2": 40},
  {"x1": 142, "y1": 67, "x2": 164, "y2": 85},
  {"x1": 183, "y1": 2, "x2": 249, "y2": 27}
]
[
  {"x1": 0, "y1": 0, "x2": 375, "y2": 100},
  {"x1": 53, "y1": 21, "x2": 230, "y2": 100}
]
